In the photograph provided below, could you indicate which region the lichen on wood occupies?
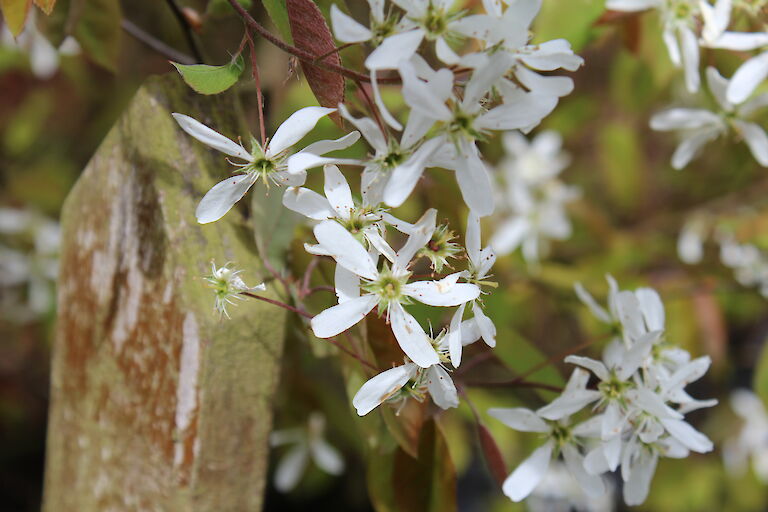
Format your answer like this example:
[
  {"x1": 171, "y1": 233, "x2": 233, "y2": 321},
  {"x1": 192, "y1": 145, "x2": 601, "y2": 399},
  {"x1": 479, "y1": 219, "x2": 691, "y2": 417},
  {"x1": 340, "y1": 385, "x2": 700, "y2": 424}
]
[{"x1": 43, "y1": 74, "x2": 286, "y2": 511}]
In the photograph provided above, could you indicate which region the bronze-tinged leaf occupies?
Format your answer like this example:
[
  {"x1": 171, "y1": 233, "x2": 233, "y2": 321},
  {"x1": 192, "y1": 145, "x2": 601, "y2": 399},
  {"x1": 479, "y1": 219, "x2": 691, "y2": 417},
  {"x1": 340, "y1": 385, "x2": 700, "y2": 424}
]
[
  {"x1": 478, "y1": 424, "x2": 507, "y2": 487},
  {"x1": 393, "y1": 420, "x2": 457, "y2": 512},
  {"x1": 286, "y1": 0, "x2": 344, "y2": 125},
  {"x1": 33, "y1": 0, "x2": 55, "y2": 15},
  {"x1": 0, "y1": 0, "x2": 32, "y2": 37},
  {"x1": 381, "y1": 399, "x2": 426, "y2": 458},
  {"x1": 593, "y1": 9, "x2": 641, "y2": 25},
  {"x1": 366, "y1": 315, "x2": 406, "y2": 368}
]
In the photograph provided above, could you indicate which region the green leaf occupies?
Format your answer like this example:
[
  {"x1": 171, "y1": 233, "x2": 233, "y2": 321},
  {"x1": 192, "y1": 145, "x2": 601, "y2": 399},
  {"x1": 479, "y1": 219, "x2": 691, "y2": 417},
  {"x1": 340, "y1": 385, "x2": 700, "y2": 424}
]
[
  {"x1": 262, "y1": 0, "x2": 292, "y2": 42},
  {"x1": 71, "y1": 0, "x2": 121, "y2": 71},
  {"x1": 0, "y1": 0, "x2": 32, "y2": 37},
  {"x1": 172, "y1": 55, "x2": 245, "y2": 95}
]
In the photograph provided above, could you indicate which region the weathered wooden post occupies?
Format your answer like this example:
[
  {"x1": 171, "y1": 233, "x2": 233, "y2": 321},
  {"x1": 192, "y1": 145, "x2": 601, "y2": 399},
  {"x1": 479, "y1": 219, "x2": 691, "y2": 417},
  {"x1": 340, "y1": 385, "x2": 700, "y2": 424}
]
[{"x1": 42, "y1": 74, "x2": 286, "y2": 511}]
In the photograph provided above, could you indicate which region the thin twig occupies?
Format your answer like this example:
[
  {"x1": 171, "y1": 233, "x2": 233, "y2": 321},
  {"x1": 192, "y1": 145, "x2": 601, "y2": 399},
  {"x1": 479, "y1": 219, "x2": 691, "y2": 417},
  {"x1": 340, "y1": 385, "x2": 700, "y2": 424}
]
[
  {"x1": 165, "y1": 0, "x2": 204, "y2": 62},
  {"x1": 300, "y1": 257, "x2": 320, "y2": 298},
  {"x1": 326, "y1": 337, "x2": 378, "y2": 370},
  {"x1": 510, "y1": 338, "x2": 597, "y2": 385},
  {"x1": 244, "y1": 30, "x2": 267, "y2": 147},
  {"x1": 121, "y1": 19, "x2": 195, "y2": 64},
  {"x1": 354, "y1": 78, "x2": 387, "y2": 139},
  {"x1": 313, "y1": 42, "x2": 356, "y2": 63},
  {"x1": 225, "y1": 0, "x2": 400, "y2": 84},
  {"x1": 240, "y1": 291, "x2": 313, "y2": 318},
  {"x1": 463, "y1": 379, "x2": 563, "y2": 393}
]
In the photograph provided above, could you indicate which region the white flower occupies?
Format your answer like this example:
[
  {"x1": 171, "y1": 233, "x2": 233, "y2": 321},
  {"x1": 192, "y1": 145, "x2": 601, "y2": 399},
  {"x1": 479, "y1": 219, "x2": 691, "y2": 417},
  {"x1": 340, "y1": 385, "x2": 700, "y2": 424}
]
[
  {"x1": 650, "y1": 66, "x2": 768, "y2": 169},
  {"x1": 699, "y1": 0, "x2": 768, "y2": 50},
  {"x1": 724, "y1": 389, "x2": 768, "y2": 482},
  {"x1": 489, "y1": 376, "x2": 607, "y2": 503},
  {"x1": 717, "y1": 233, "x2": 768, "y2": 297},
  {"x1": 352, "y1": 356, "x2": 459, "y2": 416},
  {"x1": 526, "y1": 461, "x2": 616, "y2": 512},
  {"x1": 205, "y1": 261, "x2": 265, "y2": 318},
  {"x1": 455, "y1": 0, "x2": 584, "y2": 103},
  {"x1": 447, "y1": 212, "x2": 497, "y2": 367},
  {"x1": 172, "y1": 106, "x2": 359, "y2": 223},
  {"x1": 309, "y1": 209, "x2": 481, "y2": 368},
  {"x1": 490, "y1": 131, "x2": 578, "y2": 262},
  {"x1": 337, "y1": 103, "x2": 444, "y2": 207},
  {"x1": 607, "y1": 0, "x2": 702, "y2": 92},
  {"x1": 677, "y1": 216, "x2": 708, "y2": 264},
  {"x1": 270, "y1": 412, "x2": 344, "y2": 492}
]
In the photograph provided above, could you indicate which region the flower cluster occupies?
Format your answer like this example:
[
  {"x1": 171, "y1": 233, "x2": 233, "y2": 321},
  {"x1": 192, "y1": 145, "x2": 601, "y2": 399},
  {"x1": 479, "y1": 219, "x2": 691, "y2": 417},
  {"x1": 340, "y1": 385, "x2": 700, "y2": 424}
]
[
  {"x1": 724, "y1": 389, "x2": 768, "y2": 482},
  {"x1": 611, "y1": 0, "x2": 768, "y2": 169},
  {"x1": 490, "y1": 130, "x2": 578, "y2": 263},
  {"x1": 0, "y1": 207, "x2": 60, "y2": 321},
  {"x1": 490, "y1": 277, "x2": 715, "y2": 506}
]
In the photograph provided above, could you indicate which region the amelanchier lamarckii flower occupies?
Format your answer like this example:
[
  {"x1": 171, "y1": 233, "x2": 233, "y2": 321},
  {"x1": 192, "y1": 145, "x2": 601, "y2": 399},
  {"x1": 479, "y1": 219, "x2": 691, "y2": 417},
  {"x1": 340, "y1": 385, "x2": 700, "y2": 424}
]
[
  {"x1": 172, "y1": 106, "x2": 359, "y2": 223},
  {"x1": 650, "y1": 66, "x2": 768, "y2": 169},
  {"x1": 205, "y1": 261, "x2": 266, "y2": 318},
  {"x1": 309, "y1": 209, "x2": 481, "y2": 368},
  {"x1": 607, "y1": 0, "x2": 702, "y2": 92}
]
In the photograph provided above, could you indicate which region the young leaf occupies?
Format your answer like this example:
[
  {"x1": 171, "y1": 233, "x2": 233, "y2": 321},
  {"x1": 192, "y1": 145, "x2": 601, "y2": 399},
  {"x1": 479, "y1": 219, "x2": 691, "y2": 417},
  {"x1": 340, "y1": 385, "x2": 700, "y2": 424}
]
[
  {"x1": 33, "y1": 0, "x2": 55, "y2": 15},
  {"x1": 262, "y1": 0, "x2": 291, "y2": 42},
  {"x1": 0, "y1": 0, "x2": 32, "y2": 37},
  {"x1": 478, "y1": 424, "x2": 507, "y2": 487},
  {"x1": 286, "y1": 0, "x2": 344, "y2": 124},
  {"x1": 172, "y1": 55, "x2": 245, "y2": 95}
]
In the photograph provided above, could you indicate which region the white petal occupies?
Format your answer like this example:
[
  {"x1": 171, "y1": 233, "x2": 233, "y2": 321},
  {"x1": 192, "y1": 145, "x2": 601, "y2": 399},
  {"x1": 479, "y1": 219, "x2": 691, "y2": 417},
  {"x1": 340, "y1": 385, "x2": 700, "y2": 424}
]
[
  {"x1": 605, "y1": 0, "x2": 659, "y2": 10},
  {"x1": 615, "y1": 330, "x2": 658, "y2": 380},
  {"x1": 323, "y1": 164, "x2": 355, "y2": 219},
  {"x1": 330, "y1": 4, "x2": 373, "y2": 43},
  {"x1": 564, "y1": 355, "x2": 610, "y2": 381},
  {"x1": 338, "y1": 103, "x2": 386, "y2": 151},
  {"x1": 172, "y1": 113, "x2": 251, "y2": 160},
  {"x1": 671, "y1": 129, "x2": 721, "y2": 169},
  {"x1": 196, "y1": 174, "x2": 256, "y2": 224},
  {"x1": 561, "y1": 444, "x2": 606, "y2": 498},
  {"x1": 584, "y1": 445, "x2": 611, "y2": 475},
  {"x1": 435, "y1": 36, "x2": 460, "y2": 65},
  {"x1": 649, "y1": 108, "x2": 720, "y2": 130},
  {"x1": 274, "y1": 445, "x2": 309, "y2": 491},
  {"x1": 389, "y1": 303, "x2": 440, "y2": 367},
  {"x1": 487, "y1": 407, "x2": 549, "y2": 432},
  {"x1": 287, "y1": 152, "x2": 361, "y2": 175},
  {"x1": 710, "y1": 31, "x2": 768, "y2": 51},
  {"x1": 502, "y1": 441, "x2": 553, "y2": 502},
  {"x1": 394, "y1": 208, "x2": 436, "y2": 270},
  {"x1": 365, "y1": 29, "x2": 424, "y2": 70},
  {"x1": 334, "y1": 264, "x2": 360, "y2": 303},
  {"x1": 536, "y1": 389, "x2": 601, "y2": 420},
  {"x1": 490, "y1": 217, "x2": 529, "y2": 255},
  {"x1": 300, "y1": 131, "x2": 361, "y2": 156},
  {"x1": 573, "y1": 282, "x2": 612, "y2": 323},
  {"x1": 680, "y1": 27, "x2": 700, "y2": 93},
  {"x1": 313, "y1": 220, "x2": 378, "y2": 279},
  {"x1": 352, "y1": 363, "x2": 418, "y2": 415},
  {"x1": 728, "y1": 52, "x2": 768, "y2": 104},
  {"x1": 383, "y1": 137, "x2": 442, "y2": 207},
  {"x1": 601, "y1": 401, "x2": 625, "y2": 439},
  {"x1": 623, "y1": 449, "x2": 657, "y2": 506},
  {"x1": 370, "y1": 70, "x2": 403, "y2": 130},
  {"x1": 310, "y1": 439, "x2": 345, "y2": 475},
  {"x1": 311, "y1": 295, "x2": 377, "y2": 338},
  {"x1": 454, "y1": 147, "x2": 496, "y2": 217},
  {"x1": 662, "y1": 27, "x2": 682, "y2": 66},
  {"x1": 426, "y1": 365, "x2": 459, "y2": 409},
  {"x1": 402, "y1": 279, "x2": 480, "y2": 307},
  {"x1": 635, "y1": 288, "x2": 665, "y2": 331},
  {"x1": 661, "y1": 418, "x2": 713, "y2": 453},
  {"x1": 476, "y1": 93, "x2": 557, "y2": 131},
  {"x1": 466, "y1": 212, "x2": 481, "y2": 267},
  {"x1": 473, "y1": 303, "x2": 496, "y2": 347},
  {"x1": 447, "y1": 304, "x2": 465, "y2": 367},
  {"x1": 734, "y1": 120, "x2": 768, "y2": 166},
  {"x1": 267, "y1": 106, "x2": 336, "y2": 157},
  {"x1": 282, "y1": 187, "x2": 335, "y2": 220}
]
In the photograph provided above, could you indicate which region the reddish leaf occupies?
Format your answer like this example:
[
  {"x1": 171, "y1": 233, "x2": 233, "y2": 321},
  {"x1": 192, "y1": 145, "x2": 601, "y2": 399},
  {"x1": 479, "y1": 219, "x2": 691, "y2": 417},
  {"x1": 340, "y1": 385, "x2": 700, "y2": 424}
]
[
  {"x1": 381, "y1": 398, "x2": 426, "y2": 458},
  {"x1": 286, "y1": 0, "x2": 344, "y2": 125},
  {"x1": 478, "y1": 424, "x2": 508, "y2": 487},
  {"x1": 593, "y1": 9, "x2": 641, "y2": 25},
  {"x1": 366, "y1": 315, "x2": 406, "y2": 368},
  {"x1": 393, "y1": 420, "x2": 457, "y2": 512}
]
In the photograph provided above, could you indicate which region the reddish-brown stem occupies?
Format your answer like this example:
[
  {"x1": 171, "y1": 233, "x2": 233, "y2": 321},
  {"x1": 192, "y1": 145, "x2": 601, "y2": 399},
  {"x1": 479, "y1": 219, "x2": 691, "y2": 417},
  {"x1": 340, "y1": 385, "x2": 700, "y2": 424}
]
[
  {"x1": 240, "y1": 291, "x2": 313, "y2": 318},
  {"x1": 454, "y1": 350, "x2": 495, "y2": 377},
  {"x1": 326, "y1": 337, "x2": 377, "y2": 370},
  {"x1": 299, "y1": 257, "x2": 320, "y2": 299},
  {"x1": 510, "y1": 338, "x2": 596, "y2": 385},
  {"x1": 313, "y1": 41, "x2": 356, "y2": 63},
  {"x1": 307, "y1": 285, "x2": 336, "y2": 295},
  {"x1": 225, "y1": 0, "x2": 399, "y2": 84},
  {"x1": 463, "y1": 379, "x2": 564, "y2": 393},
  {"x1": 354, "y1": 78, "x2": 387, "y2": 139},
  {"x1": 244, "y1": 30, "x2": 267, "y2": 146}
]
